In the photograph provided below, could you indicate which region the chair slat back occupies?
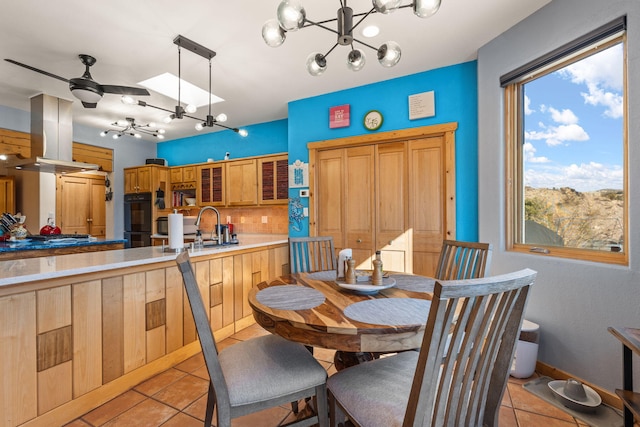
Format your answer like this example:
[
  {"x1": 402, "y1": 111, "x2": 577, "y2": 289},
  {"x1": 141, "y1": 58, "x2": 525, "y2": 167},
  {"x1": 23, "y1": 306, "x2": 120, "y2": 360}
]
[
  {"x1": 175, "y1": 251, "x2": 232, "y2": 419},
  {"x1": 404, "y1": 268, "x2": 536, "y2": 427},
  {"x1": 435, "y1": 240, "x2": 493, "y2": 280},
  {"x1": 289, "y1": 236, "x2": 337, "y2": 273}
]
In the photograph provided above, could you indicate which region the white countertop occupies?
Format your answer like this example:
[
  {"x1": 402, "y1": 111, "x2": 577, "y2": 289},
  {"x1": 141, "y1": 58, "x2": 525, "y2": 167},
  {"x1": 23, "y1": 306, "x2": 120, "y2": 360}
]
[{"x1": 0, "y1": 234, "x2": 288, "y2": 288}]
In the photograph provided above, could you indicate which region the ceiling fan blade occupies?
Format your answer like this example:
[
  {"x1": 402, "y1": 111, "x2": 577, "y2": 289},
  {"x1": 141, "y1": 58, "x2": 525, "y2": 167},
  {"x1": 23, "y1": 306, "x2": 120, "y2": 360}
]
[
  {"x1": 81, "y1": 101, "x2": 98, "y2": 108},
  {"x1": 4, "y1": 59, "x2": 70, "y2": 83},
  {"x1": 101, "y1": 85, "x2": 150, "y2": 96}
]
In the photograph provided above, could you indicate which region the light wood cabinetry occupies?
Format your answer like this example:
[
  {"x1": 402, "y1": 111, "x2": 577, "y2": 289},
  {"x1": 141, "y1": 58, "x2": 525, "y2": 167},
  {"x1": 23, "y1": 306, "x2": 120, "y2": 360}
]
[
  {"x1": 0, "y1": 176, "x2": 15, "y2": 214},
  {"x1": 170, "y1": 166, "x2": 197, "y2": 208},
  {"x1": 72, "y1": 142, "x2": 113, "y2": 172},
  {"x1": 124, "y1": 166, "x2": 152, "y2": 194},
  {"x1": 56, "y1": 174, "x2": 106, "y2": 236},
  {"x1": 609, "y1": 327, "x2": 640, "y2": 427},
  {"x1": 0, "y1": 128, "x2": 31, "y2": 158},
  {"x1": 0, "y1": 242, "x2": 288, "y2": 427},
  {"x1": 310, "y1": 123, "x2": 457, "y2": 277},
  {"x1": 197, "y1": 163, "x2": 225, "y2": 207},
  {"x1": 226, "y1": 159, "x2": 258, "y2": 206},
  {"x1": 258, "y1": 154, "x2": 289, "y2": 205}
]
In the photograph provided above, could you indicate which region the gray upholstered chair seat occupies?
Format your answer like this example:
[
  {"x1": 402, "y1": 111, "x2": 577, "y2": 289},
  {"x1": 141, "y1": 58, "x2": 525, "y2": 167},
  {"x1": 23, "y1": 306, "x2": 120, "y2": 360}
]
[
  {"x1": 327, "y1": 351, "x2": 418, "y2": 427},
  {"x1": 220, "y1": 334, "x2": 328, "y2": 406}
]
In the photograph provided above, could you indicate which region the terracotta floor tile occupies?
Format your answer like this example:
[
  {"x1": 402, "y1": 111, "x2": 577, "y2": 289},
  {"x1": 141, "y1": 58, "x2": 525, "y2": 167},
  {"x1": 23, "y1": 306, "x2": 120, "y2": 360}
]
[
  {"x1": 190, "y1": 363, "x2": 210, "y2": 380},
  {"x1": 228, "y1": 323, "x2": 270, "y2": 341},
  {"x1": 514, "y1": 408, "x2": 579, "y2": 426},
  {"x1": 508, "y1": 381, "x2": 575, "y2": 422},
  {"x1": 498, "y1": 406, "x2": 518, "y2": 427},
  {"x1": 174, "y1": 353, "x2": 205, "y2": 373},
  {"x1": 102, "y1": 399, "x2": 177, "y2": 427},
  {"x1": 63, "y1": 419, "x2": 92, "y2": 427},
  {"x1": 152, "y1": 374, "x2": 209, "y2": 410},
  {"x1": 182, "y1": 393, "x2": 208, "y2": 421},
  {"x1": 501, "y1": 385, "x2": 513, "y2": 408},
  {"x1": 160, "y1": 412, "x2": 203, "y2": 427},
  {"x1": 217, "y1": 337, "x2": 242, "y2": 352},
  {"x1": 134, "y1": 368, "x2": 187, "y2": 397},
  {"x1": 81, "y1": 390, "x2": 147, "y2": 426}
]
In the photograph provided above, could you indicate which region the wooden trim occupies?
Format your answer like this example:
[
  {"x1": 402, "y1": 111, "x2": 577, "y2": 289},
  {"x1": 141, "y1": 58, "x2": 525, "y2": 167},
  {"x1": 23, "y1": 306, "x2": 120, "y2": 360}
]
[
  {"x1": 536, "y1": 360, "x2": 622, "y2": 410},
  {"x1": 307, "y1": 122, "x2": 458, "y2": 150}
]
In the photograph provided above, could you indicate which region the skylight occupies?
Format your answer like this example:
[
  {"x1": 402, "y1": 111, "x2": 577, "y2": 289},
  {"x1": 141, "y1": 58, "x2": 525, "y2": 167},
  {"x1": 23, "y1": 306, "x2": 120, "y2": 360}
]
[{"x1": 139, "y1": 72, "x2": 224, "y2": 108}]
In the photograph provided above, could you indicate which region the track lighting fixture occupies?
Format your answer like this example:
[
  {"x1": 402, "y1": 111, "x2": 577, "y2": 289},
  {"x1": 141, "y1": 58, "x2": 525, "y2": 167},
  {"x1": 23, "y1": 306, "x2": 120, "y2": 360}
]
[
  {"x1": 100, "y1": 117, "x2": 166, "y2": 140},
  {"x1": 126, "y1": 35, "x2": 248, "y2": 137},
  {"x1": 262, "y1": 0, "x2": 441, "y2": 76}
]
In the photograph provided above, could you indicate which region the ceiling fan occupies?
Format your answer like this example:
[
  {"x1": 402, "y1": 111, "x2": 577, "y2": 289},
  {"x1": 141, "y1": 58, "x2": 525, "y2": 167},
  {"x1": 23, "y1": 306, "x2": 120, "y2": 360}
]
[{"x1": 4, "y1": 54, "x2": 150, "y2": 108}]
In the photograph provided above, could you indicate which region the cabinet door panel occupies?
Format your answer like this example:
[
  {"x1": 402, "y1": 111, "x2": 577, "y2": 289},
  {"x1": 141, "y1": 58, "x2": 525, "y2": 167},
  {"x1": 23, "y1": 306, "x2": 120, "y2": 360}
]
[
  {"x1": 226, "y1": 160, "x2": 257, "y2": 206},
  {"x1": 136, "y1": 167, "x2": 152, "y2": 193},
  {"x1": 409, "y1": 137, "x2": 446, "y2": 276},
  {"x1": 59, "y1": 176, "x2": 90, "y2": 235},
  {"x1": 317, "y1": 149, "x2": 344, "y2": 249},
  {"x1": 345, "y1": 146, "x2": 374, "y2": 267},
  {"x1": 376, "y1": 142, "x2": 409, "y2": 273},
  {"x1": 90, "y1": 180, "x2": 106, "y2": 236}
]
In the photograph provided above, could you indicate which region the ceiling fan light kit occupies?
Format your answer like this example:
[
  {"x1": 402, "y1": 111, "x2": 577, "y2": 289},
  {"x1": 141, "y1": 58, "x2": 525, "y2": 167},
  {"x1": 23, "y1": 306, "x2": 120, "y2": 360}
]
[
  {"x1": 4, "y1": 54, "x2": 150, "y2": 108},
  {"x1": 100, "y1": 117, "x2": 166, "y2": 140},
  {"x1": 126, "y1": 35, "x2": 248, "y2": 137},
  {"x1": 262, "y1": 0, "x2": 441, "y2": 76}
]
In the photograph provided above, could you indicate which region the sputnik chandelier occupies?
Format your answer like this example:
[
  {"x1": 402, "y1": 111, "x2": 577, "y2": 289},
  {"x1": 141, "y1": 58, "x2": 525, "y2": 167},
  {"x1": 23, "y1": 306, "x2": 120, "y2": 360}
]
[
  {"x1": 262, "y1": 0, "x2": 442, "y2": 76},
  {"x1": 100, "y1": 117, "x2": 166, "y2": 140},
  {"x1": 123, "y1": 35, "x2": 248, "y2": 137}
]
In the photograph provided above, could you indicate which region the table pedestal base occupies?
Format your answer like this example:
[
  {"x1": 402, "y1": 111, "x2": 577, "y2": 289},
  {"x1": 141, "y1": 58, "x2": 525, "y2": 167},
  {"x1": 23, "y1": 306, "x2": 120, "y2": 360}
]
[{"x1": 334, "y1": 351, "x2": 378, "y2": 371}]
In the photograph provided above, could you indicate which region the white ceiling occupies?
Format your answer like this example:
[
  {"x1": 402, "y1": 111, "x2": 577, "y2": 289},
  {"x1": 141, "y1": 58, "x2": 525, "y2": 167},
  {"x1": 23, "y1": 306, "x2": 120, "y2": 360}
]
[{"x1": 0, "y1": 0, "x2": 551, "y2": 142}]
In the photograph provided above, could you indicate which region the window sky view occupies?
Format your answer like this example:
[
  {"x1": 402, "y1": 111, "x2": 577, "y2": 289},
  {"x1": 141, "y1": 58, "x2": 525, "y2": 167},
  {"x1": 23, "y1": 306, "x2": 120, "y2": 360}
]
[{"x1": 523, "y1": 43, "x2": 623, "y2": 192}]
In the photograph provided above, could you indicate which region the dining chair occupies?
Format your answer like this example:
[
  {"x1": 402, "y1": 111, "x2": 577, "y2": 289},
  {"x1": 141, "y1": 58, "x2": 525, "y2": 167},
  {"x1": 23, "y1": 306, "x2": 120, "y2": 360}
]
[
  {"x1": 175, "y1": 251, "x2": 329, "y2": 427},
  {"x1": 327, "y1": 268, "x2": 536, "y2": 427},
  {"x1": 289, "y1": 236, "x2": 337, "y2": 273},
  {"x1": 435, "y1": 239, "x2": 493, "y2": 280}
]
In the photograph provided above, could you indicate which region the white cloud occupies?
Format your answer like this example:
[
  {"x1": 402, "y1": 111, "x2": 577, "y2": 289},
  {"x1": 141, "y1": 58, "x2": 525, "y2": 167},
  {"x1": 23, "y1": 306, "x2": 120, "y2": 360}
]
[
  {"x1": 556, "y1": 43, "x2": 623, "y2": 119},
  {"x1": 525, "y1": 162, "x2": 623, "y2": 191},
  {"x1": 525, "y1": 123, "x2": 589, "y2": 147},
  {"x1": 548, "y1": 106, "x2": 578, "y2": 125},
  {"x1": 523, "y1": 142, "x2": 550, "y2": 163},
  {"x1": 524, "y1": 95, "x2": 534, "y2": 115}
]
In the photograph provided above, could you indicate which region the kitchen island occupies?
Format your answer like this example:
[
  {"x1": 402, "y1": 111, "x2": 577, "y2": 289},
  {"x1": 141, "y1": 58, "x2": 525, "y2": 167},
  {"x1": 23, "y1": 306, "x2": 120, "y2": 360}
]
[
  {"x1": 0, "y1": 236, "x2": 126, "y2": 260},
  {"x1": 0, "y1": 234, "x2": 288, "y2": 427}
]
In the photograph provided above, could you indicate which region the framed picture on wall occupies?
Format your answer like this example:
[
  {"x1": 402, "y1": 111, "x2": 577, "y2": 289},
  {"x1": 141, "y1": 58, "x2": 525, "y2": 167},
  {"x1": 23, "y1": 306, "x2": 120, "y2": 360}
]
[{"x1": 329, "y1": 104, "x2": 350, "y2": 128}]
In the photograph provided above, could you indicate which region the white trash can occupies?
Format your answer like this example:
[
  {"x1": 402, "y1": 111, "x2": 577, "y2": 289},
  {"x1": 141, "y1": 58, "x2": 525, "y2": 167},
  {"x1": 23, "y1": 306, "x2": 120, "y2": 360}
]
[{"x1": 510, "y1": 319, "x2": 540, "y2": 379}]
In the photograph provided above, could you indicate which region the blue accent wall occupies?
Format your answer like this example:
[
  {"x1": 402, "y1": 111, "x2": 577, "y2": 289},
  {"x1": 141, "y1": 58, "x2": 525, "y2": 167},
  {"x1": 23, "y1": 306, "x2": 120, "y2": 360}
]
[
  {"x1": 287, "y1": 61, "x2": 478, "y2": 240},
  {"x1": 157, "y1": 119, "x2": 288, "y2": 166},
  {"x1": 157, "y1": 61, "x2": 479, "y2": 241}
]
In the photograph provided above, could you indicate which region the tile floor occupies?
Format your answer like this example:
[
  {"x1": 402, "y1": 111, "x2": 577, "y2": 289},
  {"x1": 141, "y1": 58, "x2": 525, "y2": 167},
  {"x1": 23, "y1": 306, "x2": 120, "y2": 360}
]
[{"x1": 66, "y1": 324, "x2": 596, "y2": 427}]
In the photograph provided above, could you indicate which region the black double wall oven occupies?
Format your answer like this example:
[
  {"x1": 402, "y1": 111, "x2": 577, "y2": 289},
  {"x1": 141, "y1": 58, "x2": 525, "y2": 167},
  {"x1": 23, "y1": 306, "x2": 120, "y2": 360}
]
[{"x1": 124, "y1": 193, "x2": 152, "y2": 248}]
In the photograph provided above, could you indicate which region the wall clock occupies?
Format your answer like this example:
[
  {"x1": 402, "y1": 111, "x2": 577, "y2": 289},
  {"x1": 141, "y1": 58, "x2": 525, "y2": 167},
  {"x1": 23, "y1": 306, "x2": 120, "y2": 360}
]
[{"x1": 363, "y1": 110, "x2": 383, "y2": 131}]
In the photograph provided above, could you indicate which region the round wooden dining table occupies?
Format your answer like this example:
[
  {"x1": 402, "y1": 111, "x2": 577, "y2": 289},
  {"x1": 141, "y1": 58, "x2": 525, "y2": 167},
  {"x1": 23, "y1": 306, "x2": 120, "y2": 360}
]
[{"x1": 248, "y1": 270, "x2": 436, "y2": 363}]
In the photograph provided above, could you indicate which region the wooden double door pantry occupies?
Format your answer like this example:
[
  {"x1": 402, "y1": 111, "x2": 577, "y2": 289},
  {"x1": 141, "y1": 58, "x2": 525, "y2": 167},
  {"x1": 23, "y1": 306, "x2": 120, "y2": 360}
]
[{"x1": 309, "y1": 123, "x2": 457, "y2": 277}]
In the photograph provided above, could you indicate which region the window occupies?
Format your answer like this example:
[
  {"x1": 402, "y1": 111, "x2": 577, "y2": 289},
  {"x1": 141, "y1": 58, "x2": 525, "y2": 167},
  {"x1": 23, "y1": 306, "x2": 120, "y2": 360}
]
[{"x1": 503, "y1": 17, "x2": 627, "y2": 264}]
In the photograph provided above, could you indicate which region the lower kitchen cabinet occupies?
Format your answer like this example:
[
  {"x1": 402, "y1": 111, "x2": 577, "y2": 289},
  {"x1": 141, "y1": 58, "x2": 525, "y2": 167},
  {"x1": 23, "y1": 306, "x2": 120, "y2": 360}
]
[{"x1": 0, "y1": 242, "x2": 288, "y2": 427}]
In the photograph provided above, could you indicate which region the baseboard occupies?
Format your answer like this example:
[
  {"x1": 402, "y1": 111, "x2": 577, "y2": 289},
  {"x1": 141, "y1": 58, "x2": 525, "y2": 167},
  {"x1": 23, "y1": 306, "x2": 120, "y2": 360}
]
[{"x1": 535, "y1": 360, "x2": 621, "y2": 410}]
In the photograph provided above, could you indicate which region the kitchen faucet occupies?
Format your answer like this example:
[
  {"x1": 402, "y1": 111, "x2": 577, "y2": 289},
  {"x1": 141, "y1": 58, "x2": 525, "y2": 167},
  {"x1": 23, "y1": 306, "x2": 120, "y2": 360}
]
[{"x1": 195, "y1": 206, "x2": 221, "y2": 243}]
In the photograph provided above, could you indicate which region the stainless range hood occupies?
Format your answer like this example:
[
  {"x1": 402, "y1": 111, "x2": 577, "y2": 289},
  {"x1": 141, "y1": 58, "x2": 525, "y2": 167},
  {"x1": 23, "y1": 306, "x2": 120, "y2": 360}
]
[{"x1": 12, "y1": 94, "x2": 100, "y2": 174}]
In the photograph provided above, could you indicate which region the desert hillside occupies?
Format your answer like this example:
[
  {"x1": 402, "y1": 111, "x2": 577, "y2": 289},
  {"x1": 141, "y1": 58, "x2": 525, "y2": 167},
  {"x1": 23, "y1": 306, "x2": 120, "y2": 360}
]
[{"x1": 524, "y1": 187, "x2": 624, "y2": 250}]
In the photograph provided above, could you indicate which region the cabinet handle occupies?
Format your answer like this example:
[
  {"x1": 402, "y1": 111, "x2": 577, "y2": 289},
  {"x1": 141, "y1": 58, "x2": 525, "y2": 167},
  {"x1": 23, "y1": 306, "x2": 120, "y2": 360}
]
[
  {"x1": 357, "y1": 239, "x2": 362, "y2": 243},
  {"x1": 389, "y1": 240, "x2": 393, "y2": 245},
  {"x1": 87, "y1": 218, "x2": 93, "y2": 222}
]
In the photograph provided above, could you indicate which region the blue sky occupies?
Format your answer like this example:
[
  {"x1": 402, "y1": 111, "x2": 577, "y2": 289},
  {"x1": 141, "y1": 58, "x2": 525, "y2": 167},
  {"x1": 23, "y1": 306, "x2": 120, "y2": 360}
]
[{"x1": 523, "y1": 42, "x2": 623, "y2": 192}]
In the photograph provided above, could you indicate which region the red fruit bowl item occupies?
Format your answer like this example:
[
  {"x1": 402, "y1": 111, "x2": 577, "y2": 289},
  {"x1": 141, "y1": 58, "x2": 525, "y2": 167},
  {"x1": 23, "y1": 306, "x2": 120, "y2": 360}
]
[{"x1": 40, "y1": 224, "x2": 62, "y2": 235}]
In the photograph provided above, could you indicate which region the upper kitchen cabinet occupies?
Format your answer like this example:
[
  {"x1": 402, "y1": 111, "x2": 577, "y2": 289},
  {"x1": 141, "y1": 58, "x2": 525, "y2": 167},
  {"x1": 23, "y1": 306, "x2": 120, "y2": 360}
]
[
  {"x1": 0, "y1": 128, "x2": 31, "y2": 158},
  {"x1": 226, "y1": 159, "x2": 258, "y2": 206},
  {"x1": 197, "y1": 163, "x2": 225, "y2": 207},
  {"x1": 170, "y1": 165, "x2": 197, "y2": 208},
  {"x1": 258, "y1": 154, "x2": 288, "y2": 205},
  {"x1": 124, "y1": 166, "x2": 152, "y2": 194},
  {"x1": 72, "y1": 142, "x2": 113, "y2": 172}
]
